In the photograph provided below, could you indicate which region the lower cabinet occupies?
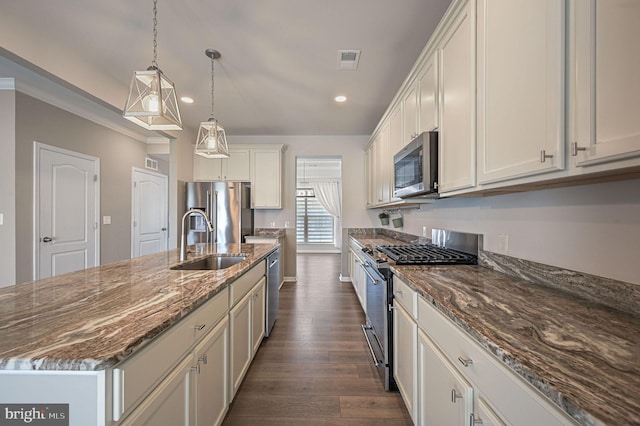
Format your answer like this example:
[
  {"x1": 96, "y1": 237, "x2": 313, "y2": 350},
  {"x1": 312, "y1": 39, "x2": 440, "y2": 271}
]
[
  {"x1": 192, "y1": 318, "x2": 230, "y2": 426},
  {"x1": 348, "y1": 242, "x2": 367, "y2": 312},
  {"x1": 418, "y1": 328, "x2": 473, "y2": 426},
  {"x1": 393, "y1": 298, "x2": 418, "y2": 423},
  {"x1": 230, "y1": 276, "x2": 266, "y2": 397}
]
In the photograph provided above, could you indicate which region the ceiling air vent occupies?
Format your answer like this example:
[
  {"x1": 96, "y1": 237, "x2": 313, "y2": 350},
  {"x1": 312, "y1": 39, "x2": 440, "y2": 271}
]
[{"x1": 337, "y1": 50, "x2": 361, "y2": 70}]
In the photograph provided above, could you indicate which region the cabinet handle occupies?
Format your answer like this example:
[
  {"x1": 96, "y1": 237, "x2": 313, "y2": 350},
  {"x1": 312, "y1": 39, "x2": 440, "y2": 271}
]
[
  {"x1": 199, "y1": 354, "x2": 208, "y2": 365},
  {"x1": 451, "y1": 389, "x2": 462, "y2": 403},
  {"x1": 470, "y1": 413, "x2": 483, "y2": 425},
  {"x1": 458, "y1": 356, "x2": 473, "y2": 367},
  {"x1": 194, "y1": 324, "x2": 206, "y2": 331},
  {"x1": 191, "y1": 364, "x2": 200, "y2": 375},
  {"x1": 540, "y1": 150, "x2": 553, "y2": 163},
  {"x1": 571, "y1": 142, "x2": 587, "y2": 156}
]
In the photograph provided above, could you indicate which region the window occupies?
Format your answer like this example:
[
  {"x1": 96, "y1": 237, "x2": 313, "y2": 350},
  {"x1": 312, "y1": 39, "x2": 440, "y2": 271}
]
[{"x1": 296, "y1": 188, "x2": 334, "y2": 244}]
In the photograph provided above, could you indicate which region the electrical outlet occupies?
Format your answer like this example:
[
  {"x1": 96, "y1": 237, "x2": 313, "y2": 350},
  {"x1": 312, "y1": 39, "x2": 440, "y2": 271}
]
[
  {"x1": 103, "y1": 216, "x2": 111, "y2": 225},
  {"x1": 497, "y1": 234, "x2": 509, "y2": 254},
  {"x1": 0, "y1": 213, "x2": 3, "y2": 226},
  {"x1": 422, "y1": 226, "x2": 428, "y2": 237}
]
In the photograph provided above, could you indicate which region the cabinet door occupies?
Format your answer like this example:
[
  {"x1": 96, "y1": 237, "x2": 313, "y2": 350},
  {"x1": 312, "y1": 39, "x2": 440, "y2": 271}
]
[
  {"x1": 251, "y1": 279, "x2": 266, "y2": 355},
  {"x1": 419, "y1": 54, "x2": 438, "y2": 133},
  {"x1": 572, "y1": 0, "x2": 640, "y2": 167},
  {"x1": 418, "y1": 329, "x2": 473, "y2": 426},
  {"x1": 365, "y1": 146, "x2": 375, "y2": 206},
  {"x1": 251, "y1": 149, "x2": 282, "y2": 208},
  {"x1": 393, "y1": 303, "x2": 418, "y2": 423},
  {"x1": 224, "y1": 149, "x2": 251, "y2": 181},
  {"x1": 439, "y1": 0, "x2": 476, "y2": 193},
  {"x1": 121, "y1": 356, "x2": 192, "y2": 426},
  {"x1": 477, "y1": 0, "x2": 565, "y2": 184},
  {"x1": 193, "y1": 318, "x2": 229, "y2": 426},
  {"x1": 194, "y1": 157, "x2": 223, "y2": 181},
  {"x1": 402, "y1": 86, "x2": 418, "y2": 146},
  {"x1": 230, "y1": 292, "x2": 252, "y2": 397}
]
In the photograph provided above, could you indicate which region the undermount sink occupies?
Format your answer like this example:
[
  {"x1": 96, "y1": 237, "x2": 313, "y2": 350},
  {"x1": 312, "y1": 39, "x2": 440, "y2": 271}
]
[{"x1": 172, "y1": 255, "x2": 248, "y2": 271}]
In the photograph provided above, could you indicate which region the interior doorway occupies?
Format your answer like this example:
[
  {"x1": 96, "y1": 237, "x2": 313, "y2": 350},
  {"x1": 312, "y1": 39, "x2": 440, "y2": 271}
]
[
  {"x1": 131, "y1": 167, "x2": 168, "y2": 257},
  {"x1": 34, "y1": 143, "x2": 100, "y2": 280},
  {"x1": 295, "y1": 157, "x2": 342, "y2": 253}
]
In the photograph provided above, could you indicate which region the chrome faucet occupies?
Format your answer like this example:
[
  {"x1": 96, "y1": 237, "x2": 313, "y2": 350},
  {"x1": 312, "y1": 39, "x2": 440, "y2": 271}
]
[{"x1": 180, "y1": 209, "x2": 215, "y2": 262}]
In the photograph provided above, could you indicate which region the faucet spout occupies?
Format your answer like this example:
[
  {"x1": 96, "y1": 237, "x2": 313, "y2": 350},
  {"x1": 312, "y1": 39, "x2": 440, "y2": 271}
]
[{"x1": 180, "y1": 209, "x2": 215, "y2": 262}]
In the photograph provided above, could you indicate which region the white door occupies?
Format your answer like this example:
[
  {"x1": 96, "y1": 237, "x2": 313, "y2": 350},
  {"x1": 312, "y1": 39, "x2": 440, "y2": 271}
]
[
  {"x1": 36, "y1": 143, "x2": 99, "y2": 280},
  {"x1": 132, "y1": 168, "x2": 168, "y2": 257}
]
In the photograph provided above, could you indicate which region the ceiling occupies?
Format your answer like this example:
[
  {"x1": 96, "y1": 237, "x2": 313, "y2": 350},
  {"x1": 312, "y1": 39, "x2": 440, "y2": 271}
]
[{"x1": 0, "y1": 0, "x2": 452, "y2": 137}]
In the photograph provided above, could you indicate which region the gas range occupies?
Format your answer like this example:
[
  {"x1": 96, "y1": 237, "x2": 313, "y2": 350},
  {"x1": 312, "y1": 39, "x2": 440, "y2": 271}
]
[{"x1": 376, "y1": 243, "x2": 477, "y2": 265}]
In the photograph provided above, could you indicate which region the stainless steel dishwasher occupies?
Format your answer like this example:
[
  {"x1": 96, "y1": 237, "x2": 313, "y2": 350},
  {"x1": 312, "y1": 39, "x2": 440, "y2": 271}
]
[{"x1": 265, "y1": 249, "x2": 280, "y2": 336}]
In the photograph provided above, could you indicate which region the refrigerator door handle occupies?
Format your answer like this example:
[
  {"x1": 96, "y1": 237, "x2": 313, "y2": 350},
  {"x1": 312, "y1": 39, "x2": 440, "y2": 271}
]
[
  {"x1": 213, "y1": 190, "x2": 219, "y2": 243},
  {"x1": 206, "y1": 190, "x2": 211, "y2": 243}
]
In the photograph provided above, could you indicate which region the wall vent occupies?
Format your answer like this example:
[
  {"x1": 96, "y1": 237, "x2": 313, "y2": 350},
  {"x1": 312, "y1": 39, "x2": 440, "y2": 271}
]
[
  {"x1": 145, "y1": 157, "x2": 159, "y2": 171},
  {"x1": 337, "y1": 50, "x2": 361, "y2": 70}
]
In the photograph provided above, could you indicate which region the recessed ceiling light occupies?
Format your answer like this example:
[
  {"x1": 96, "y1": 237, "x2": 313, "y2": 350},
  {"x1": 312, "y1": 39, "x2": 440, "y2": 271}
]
[
  {"x1": 334, "y1": 95, "x2": 347, "y2": 103},
  {"x1": 180, "y1": 96, "x2": 194, "y2": 104}
]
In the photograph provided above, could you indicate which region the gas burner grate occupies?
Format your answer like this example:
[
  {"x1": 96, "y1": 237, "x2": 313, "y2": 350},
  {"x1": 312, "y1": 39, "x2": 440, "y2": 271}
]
[{"x1": 376, "y1": 244, "x2": 477, "y2": 265}]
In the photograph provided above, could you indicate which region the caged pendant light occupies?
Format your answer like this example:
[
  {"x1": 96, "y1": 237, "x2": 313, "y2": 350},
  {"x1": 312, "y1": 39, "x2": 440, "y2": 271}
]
[
  {"x1": 194, "y1": 49, "x2": 229, "y2": 158},
  {"x1": 123, "y1": 0, "x2": 182, "y2": 130}
]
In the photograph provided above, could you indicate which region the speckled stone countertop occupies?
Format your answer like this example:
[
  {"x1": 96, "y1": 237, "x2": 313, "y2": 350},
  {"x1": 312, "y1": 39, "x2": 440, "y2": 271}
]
[
  {"x1": 350, "y1": 231, "x2": 640, "y2": 426},
  {"x1": 0, "y1": 242, "x2": 277, "y2": 371}
]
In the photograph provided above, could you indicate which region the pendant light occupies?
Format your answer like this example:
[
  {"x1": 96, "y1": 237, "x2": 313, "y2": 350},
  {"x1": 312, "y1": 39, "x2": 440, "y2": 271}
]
[
  {"x1": 194, "y1": 49, "x2": 229, "y2": 158},
  {"x1": 123, "y1": 0, "x2": 182, "y2": 130}
]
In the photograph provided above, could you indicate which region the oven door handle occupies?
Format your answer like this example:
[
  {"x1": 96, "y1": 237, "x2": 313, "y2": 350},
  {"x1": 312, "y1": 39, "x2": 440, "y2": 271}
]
[{"x1": 361, "y1": 262, "x2": 385, "y2": 285}]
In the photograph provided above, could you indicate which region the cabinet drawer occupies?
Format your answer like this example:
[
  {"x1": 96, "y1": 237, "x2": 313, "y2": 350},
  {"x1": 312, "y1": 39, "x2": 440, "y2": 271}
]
[
  {"x1": 113, "y1": 288, "x2": 228, "y2": 421},
  {"x1": 229, "y1": 260, "x2": 265, "y2": 307},
  {"x1": 417, "y1": 297, "x2": 576, "y2": 425},
  {"x1": 393, "y1": 276, "x2": 417, "y2": 318}
]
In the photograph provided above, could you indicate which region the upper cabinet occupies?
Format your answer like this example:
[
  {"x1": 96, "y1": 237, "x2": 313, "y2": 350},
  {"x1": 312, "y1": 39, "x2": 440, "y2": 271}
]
[
  {"x1": 402, "y1": 84, "x2": 418, "y2": 147},
  {"x1": 250, "y1": 145, "x2": 285, "y2": 209},
  {"x1": 194, "y1": 148, "x2": 250, "y2": 181},
  {"x1": 571, "y1": 0, "x2": 640, "y2": 168},
  {"x1": 418, "y1": 53, "x2": 438, "y2": 134},
  {"x1": 476, "y1": 0, "x2": 565, "y2": 184},
  {"x1": 438, "y1": 0, "x2": 476, "y2": 194}
]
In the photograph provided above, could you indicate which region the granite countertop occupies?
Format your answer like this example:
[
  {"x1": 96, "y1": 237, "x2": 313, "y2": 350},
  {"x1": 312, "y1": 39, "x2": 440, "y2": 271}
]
[
  {"x1": 251, "y1": 228, "x2": 287, "y2": 238},
  {"x1": 0, "y1": 242, "x2": 278, "y2": 371},
  {"x1": 350, "y1": 233, "x2": 640, "y2": 426}
]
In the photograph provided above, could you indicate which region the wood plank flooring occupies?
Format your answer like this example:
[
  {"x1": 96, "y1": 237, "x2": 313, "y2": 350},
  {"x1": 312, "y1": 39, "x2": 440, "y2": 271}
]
[{"x1": 222, "y1": 253, "x2": 412, "y2": 425}]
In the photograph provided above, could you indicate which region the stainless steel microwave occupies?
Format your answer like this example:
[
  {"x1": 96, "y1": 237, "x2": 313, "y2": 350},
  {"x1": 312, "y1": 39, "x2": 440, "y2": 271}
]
[{"x1": 393, "y1": 131, "x2": 438, "y2": 198}]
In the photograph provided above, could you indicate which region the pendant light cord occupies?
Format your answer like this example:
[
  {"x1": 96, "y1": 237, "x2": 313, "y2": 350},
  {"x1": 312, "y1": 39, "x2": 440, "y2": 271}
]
[
  {"x1": 210, "y1": 55, "x2": 215, "y2": 119},
  {"x1": 151, "y1": 0, "x2": 158, "y2": 68}
]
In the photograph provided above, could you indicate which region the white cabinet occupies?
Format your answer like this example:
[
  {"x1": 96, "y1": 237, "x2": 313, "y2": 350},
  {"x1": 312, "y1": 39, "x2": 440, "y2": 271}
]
[
  {"x1": 392, "y1": 276, "x2": 418, "y2": 423},
  {"x1": 418, "y1": 328, "x2": 474, "y2": 426},
  {"x1": 477, "y1": 0, "x2": 565, "y2": 184},
  {"x1": 348, "y1": 241, "x2": 366, "y2": 312},
  {"x1": 438, "y1": 0, "x2": 476, "y2": 194},
  {"x1": 367, "y1": 121, "x2": 392, "y2": 206},
  {"x1": 417, "y1": 296, "x2": 576, "y2": 426},
  {"x1": 193, "y1": 148, "x2": 250, "y2": 181},
  {"x1": 120, "y1": 355, "x2": 193, "y2": 426},
  {"x1": 250, "y1": 146, "x2": 284, "y2": 209},
  {"x1": 251, "y1": 279, "x2": 266, "y2": 355},
  {"x1": 402, "y1": 84, "x2": 418, "y2": 146},
  {"x1": 229, "y1": 264, "x2": 266, "y2": 397},
  {"x1": 571, "y1": 0, "x2": 640, "y2": 168},
  {"x1": 192, "y1": 317, "x2": 229, "y2": 426},
  {"x1": 418, "y1": 53, "x2": 438, "y2": 133}
]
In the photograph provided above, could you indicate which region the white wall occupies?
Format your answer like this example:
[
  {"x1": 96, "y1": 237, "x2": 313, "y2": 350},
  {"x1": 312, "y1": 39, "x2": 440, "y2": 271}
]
[
  {"x1": 371, "y1": 178, "x2": 640, "y2": 285},
  {"x1": 0, "y1": 81, "x2": 16, "y2": 287}
]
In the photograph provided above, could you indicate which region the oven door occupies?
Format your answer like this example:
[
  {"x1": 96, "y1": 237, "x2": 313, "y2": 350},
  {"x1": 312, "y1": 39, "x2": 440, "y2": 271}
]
[{"x1": 361, "y1": 261, "x2": 395, "y2": 390}]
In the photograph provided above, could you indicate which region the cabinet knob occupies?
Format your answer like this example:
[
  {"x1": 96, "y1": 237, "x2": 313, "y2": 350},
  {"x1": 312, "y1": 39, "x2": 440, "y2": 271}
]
[
  {"x1": 194, "y1": 324, "x2": 206, "y2": 331},
  {"x1": 470, "y1": 413, "x2": 483, "y2": 425},
  {"x1": 571, "y1": 142, "x2": 587, "y2": 156},
  {"x1": 451, "y1": 389, "x2": 462, "y2": 403},
  {"x1": 199, "y1": 354, "x2": 208, "y2": 365},
  {"x1": 191, "y1": 364, "x2": 201, "y2": 375},
  {"x1": 457, "y1": 356, "x2": 473, "y2": 367},
  {"x1": 540, "y1": 150, "x2": 553, "y2": 163}
]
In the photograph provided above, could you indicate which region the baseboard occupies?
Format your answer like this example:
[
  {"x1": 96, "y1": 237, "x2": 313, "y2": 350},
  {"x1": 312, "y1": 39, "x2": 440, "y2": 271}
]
[{"x1": 339, "y1": 274, "x2": 352, "y2": 282}]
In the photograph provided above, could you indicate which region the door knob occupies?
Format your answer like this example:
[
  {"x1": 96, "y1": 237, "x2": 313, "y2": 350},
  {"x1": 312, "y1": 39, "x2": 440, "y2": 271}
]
[{"x1": 42, "y1": 237, "x2": 52, "y2": 243}]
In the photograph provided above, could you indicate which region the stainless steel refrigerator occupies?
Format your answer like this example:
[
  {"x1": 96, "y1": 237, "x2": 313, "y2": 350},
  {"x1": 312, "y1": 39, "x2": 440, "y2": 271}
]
[{"x1": 185, "y1": 182, "x2": 254, "y2": 245}]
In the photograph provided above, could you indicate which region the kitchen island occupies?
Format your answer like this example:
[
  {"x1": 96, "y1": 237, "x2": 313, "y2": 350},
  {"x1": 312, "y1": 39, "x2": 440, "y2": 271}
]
[
  {"x1": 0, "y1": 242, "x2": 278, "y2": 425},
  {"x1": 350, "y1": 231, "x2": 639, "y2": 426}
]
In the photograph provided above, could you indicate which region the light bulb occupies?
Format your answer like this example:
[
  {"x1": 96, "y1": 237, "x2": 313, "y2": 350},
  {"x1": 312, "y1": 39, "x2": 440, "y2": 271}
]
[
  {"x1": 206, "y1": 133, "x2": 218, "y2": 150},
  {"x1": 142, "y1": 76, "x2": 160, "y2": 113}
]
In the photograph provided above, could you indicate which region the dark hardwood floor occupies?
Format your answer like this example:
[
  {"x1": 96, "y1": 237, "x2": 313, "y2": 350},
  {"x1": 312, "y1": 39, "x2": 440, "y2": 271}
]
[{"x1": 222, "y1": 253, "x2": 412, "y2": 425}]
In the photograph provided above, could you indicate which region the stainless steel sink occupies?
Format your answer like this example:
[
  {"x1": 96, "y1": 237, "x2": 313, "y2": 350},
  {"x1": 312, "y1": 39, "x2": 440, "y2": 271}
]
[{"x1": 172, "y1": 255, "x2": 247, "y2": 271}]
